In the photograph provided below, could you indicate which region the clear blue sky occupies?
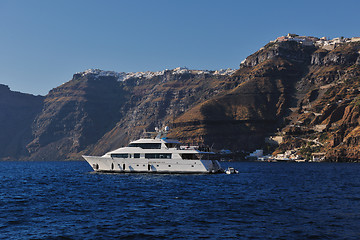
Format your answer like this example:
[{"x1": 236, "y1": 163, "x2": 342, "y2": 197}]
[{"x1": 1, "y1": 0, "x2": 359, "y2": 95}]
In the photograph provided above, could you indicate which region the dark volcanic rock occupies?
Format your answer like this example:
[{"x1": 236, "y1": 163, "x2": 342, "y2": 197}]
[
  {"x1": 312, "y1": 43, "x2": 360, "y2": 66},
  {"x1": 241, "y1": 41, "x2": 316, "y2": 68},
  {"x1": 0, "y1": 84, "x2": 43, "y2": 160},
  {"x1": 311, "y1": 49, "x2": 329, "y2": 65},
  {"x1": 170, "y1": 56, "x2": 306, "y2": 151},
  {"x1": 2, "y1": 36, "x2": 360, "y2": 162},
  {"x1": 26, "y1": 73, "x2": 128, "y2": 160}
]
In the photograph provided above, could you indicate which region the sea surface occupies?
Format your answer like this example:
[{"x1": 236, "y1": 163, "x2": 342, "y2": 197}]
[{"x1": 0, "y1": 161, "x2": 360, "y2": 239}]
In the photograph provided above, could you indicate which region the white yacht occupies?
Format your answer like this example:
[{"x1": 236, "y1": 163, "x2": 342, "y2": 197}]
[{"x1": 83, "y1": 126, "x2": 223, "y2": 174}]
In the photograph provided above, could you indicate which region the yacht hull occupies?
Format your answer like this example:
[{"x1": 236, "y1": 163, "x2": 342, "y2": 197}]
[{"x1": 83, "y1": 155, "x2": 222, "y2": 174}]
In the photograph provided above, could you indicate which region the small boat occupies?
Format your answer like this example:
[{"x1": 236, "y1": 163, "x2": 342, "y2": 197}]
[
  {"x1": 225, "y1": 167, "x2": 239, "y2": 174},
  {"x1": 83, "y1": 126, "x2": 223, "y2": 174}
]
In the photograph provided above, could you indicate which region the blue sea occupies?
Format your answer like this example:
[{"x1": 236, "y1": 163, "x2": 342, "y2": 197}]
[{"x1": 0, "y1": 161, "x2": 360, "y2": 239}]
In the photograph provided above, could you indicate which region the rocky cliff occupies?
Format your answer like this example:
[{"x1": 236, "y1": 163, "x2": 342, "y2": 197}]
[
  {"x1": 0, "y1": 84, "x2": 43, "y2": 160},
  {"x1": 1, "y1": 35, "x2": 360, "y2": 161},
  {"x1": 22, "y1": 68, "x2": 234, "y2": 160},
  {"x1": 274, "y1": 40, "x2": 360, "y2": 161}
]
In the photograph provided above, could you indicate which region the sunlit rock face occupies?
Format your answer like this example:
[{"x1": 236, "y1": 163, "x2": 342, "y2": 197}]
[{"x1": 2, "y1": 35, "x2": 360, "y2": 161}]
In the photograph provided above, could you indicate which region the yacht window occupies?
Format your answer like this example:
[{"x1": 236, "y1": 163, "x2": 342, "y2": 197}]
[
  {"x1": 128, "y1": 143, "x2": 161, "y2": 149},
  {"x1": 145, "y1": 153, "x2": 172, "y2": 159},
  {"x1": 111, "y1": 153, "x2": 129, "y2": 158},
  {"x1": 165, "y1": 143, "x2": 179, "y2": 148},
  {"x1": 134, "y1": 153, "x2": 140, "y2": 158},
  {"x1": 180, "y1": 153, "x2": 199, "y2": 160}
]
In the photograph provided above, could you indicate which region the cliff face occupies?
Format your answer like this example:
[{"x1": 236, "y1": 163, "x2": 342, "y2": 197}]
[
  {"x1": 170, "y1": 40, "x2": 360, "y2": 161},
  {"x1": 277, "y1": 42, "x2": 360, "y2": 161},
  {"x1": 23, "y1": 69, "x2": 232, "y2": 160},
  {"x1": 85, "y1": 70, "x2": 234, "y2": 156},
  {"x1": 2, "y1": 35, "x2": 360, "y2": 161},
  {"x1": 241, "y1": 41, "x2": 316, "y2": 67},
  {"x1": 25, "y1": 73, "x2": 128, "y2": 160},
  {"x1": 0, "y1": 84, "x2": 43, "y2": 160},
  {"x1": 170, "y1": 57, "x2": 310, "y2": 151}
]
